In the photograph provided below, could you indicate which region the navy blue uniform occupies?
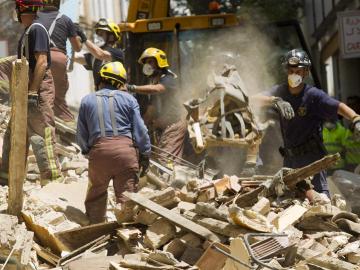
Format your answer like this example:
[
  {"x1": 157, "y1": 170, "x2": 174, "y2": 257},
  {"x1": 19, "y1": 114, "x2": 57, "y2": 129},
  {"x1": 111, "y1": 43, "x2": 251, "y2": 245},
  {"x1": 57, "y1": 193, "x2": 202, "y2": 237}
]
[
  {"x1": 266, "y1": 84, "x2": 340, "y2": 195},
  {"x1": 36, "y1": 10, "x2": 77, "y2": 54},
  {"x1": 17, "y1": 23, "x2": 51, "y2": 71}
]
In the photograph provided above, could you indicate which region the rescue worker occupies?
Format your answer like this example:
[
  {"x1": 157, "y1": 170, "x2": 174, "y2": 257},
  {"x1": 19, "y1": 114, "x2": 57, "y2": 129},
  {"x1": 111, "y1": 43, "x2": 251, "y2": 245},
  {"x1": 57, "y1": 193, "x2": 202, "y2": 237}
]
[
  {"x1": 76, "y1": 61, "x2": 150, "y2": 224},
  {"x1": 36, "y1": 0, "x2": 83, "y2": 126},
  {"x1": 1, "y1": 0, "x2": 62, "y2": 185},
  {"x1": 322, "y1": 120, "x2": 346, "y2": 171},
  {"x1": 252, "y1": 49, "x2": 360, "y2": 198},
  {"x1": 127, "y1": 48, "x2": 187, "y2": 163},
  {"x1": 75, "y1": 18, "x2": 124, "y2": 90}
]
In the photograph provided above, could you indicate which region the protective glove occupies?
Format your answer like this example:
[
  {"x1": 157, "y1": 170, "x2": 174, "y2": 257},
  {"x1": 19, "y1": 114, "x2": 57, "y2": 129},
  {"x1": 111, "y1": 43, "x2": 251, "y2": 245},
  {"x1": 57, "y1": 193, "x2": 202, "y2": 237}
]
[
  {"x1": 126, "y1": 84, "x2": 137, "y2": 93},
  {"x1": 74, "y1": 23, "x2": 87, "y2": 43},
  {"x1": 352, "y1": 115, "x2": 360, "y2": 140},
  {"x1": 272, "y1": 97, "x2": 295, "y2": 120},
  {"x1": 139, "y1": 154, "x2": 150, "y2": 177},
  {"x1": 28, "y1": 94, "x2": 39, "y2": 110}
]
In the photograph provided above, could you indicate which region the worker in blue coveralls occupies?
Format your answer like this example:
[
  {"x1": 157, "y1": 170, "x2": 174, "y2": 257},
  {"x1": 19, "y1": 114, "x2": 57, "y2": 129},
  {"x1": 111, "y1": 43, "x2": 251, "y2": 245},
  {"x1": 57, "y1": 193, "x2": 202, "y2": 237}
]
[{"x1": 252, "y1": 49, "x2": 360, "y2": 199}]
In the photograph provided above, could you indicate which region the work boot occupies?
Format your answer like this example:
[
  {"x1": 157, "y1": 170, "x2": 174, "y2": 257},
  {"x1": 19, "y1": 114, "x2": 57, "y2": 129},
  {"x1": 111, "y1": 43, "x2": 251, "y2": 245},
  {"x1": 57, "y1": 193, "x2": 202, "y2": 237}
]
[{"x1": 115, "y1": 201, "x2": 136, "y2": 223}]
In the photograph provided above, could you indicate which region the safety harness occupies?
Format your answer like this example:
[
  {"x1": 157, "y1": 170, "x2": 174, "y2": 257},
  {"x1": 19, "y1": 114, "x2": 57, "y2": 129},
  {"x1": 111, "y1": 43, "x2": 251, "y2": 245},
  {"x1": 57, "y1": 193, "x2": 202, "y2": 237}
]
[
  {"x1": 21, "y1": 22, "x2": 50, "y2": 61},
  {"x1": 95, "y1": 91, "x2": 119, "y2": 137},
  {"x1": 48, "y1": 12, "x2": 63, "y2": 48}
]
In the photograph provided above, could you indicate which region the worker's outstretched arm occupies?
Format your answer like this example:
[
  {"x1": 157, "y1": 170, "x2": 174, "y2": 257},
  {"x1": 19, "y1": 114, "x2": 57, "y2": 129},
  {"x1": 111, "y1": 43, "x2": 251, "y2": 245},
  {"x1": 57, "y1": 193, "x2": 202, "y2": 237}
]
[
  {"x1": 83, "y1": 40, "x2": 112, "y2": 62},
  {"x1": 250, "y1": 94, "x2": 295, "y2": 120},
  {"x1": 29, "y1": 52, "x2": 47, "y2": 94},
  {"x1": 338, "y1": 102, "x2": 358, "y2": 120},
  {"x1": 131, "y1": 99, "x2": 151, "y2": 156},
  {"x1": 127, "y1": 83, "x2": 166, "y2": 95}
]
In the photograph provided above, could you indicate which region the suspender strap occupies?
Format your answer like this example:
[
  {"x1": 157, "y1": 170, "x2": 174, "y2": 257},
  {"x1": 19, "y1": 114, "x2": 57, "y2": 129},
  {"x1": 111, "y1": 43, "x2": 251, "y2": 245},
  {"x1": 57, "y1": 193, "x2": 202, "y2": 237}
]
[
  {"x1": 21, "y1": 23, "x2": 50, "y2": 60},
  {"x1": 48, "y1": 13, "x2": 63, "y2": 47},
  {"x1": 108, "y1": 91, "x2": 119, "y2": 136},
  {"x1": 96, "y1": 94, "x2": 106, "y2": 137}
]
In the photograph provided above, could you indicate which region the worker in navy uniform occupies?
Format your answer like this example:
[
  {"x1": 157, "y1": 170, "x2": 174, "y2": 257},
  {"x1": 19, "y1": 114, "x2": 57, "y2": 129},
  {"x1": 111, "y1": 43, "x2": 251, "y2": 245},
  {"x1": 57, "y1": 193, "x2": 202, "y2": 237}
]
[
  {"x1": 75, "y1": 18, "x2": 124, "y2": 90},
  {"x1": 1, "y1": 0, "x2": 62, "y2": 185},
  {"x1": 253, "y1": 49, "x2": 360, "y2": 199},
  {"x1": 37, "y1": 0, "x2": 82, "y2": 126},
  {"x1": 127, "y1": 48, "x2": 187, "y2": 165},
  {"x1": 77, "y1": 61, "x2": 150, "y2": 224}
]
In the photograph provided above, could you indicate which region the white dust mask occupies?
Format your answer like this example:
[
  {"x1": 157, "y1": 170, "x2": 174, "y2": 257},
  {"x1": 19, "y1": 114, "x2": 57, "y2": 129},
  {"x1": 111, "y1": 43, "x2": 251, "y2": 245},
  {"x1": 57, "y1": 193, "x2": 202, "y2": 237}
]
[
  {"x1": 288, "y1": 73, "x2": 303, "y2": 88},
  {"x1": 94, "y1": 34, "x2": 105, "y2": 47},
  {"x1": 143, "y1": 63, "x2": 155, "y2": 76}
]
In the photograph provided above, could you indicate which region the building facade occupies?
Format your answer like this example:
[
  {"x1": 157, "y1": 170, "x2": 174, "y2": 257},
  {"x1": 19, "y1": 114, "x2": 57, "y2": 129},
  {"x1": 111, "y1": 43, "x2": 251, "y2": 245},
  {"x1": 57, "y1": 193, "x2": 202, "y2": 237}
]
[{"x1": 303, "y1": 0, "x2": 360, "y2": 102}]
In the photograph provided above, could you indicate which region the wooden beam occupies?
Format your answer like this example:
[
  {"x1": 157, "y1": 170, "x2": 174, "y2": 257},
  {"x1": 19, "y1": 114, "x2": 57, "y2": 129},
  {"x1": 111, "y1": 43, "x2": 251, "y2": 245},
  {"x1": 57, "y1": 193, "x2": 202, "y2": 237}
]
[
  {"x1": 7, "y1": 58, "x2": 28, "y2": 217},
  {"x1": 124, "y1": 191, "x2": 221, "y2": 243}
]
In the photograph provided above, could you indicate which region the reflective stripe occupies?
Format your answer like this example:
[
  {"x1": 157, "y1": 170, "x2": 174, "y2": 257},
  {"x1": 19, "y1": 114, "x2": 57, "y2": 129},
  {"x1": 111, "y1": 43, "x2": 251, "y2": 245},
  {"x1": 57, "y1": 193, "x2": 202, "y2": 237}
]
[
  {"x1": 109, "y1": 91, "x2": 118, "y2": 136},
  {"x1": 44, "y1": 127, "x2": 60, "y2": 180},
  {"x1": 96, "y1": 94, "x2": 106, "y2": 137}
]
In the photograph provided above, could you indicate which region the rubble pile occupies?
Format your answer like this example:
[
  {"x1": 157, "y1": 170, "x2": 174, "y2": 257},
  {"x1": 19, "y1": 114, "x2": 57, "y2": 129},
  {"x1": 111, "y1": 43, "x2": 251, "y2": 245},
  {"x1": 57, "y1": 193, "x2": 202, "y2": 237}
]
[{"x1": 0, "y1": 106, "x2": 360, "y2": 269}]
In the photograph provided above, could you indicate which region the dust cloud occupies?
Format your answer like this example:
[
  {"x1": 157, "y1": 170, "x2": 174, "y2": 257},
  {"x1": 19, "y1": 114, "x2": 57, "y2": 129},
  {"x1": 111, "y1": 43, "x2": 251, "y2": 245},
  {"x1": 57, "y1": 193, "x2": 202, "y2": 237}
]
[{"x1": 166, "y1": 22, "x2": 286, "y2": 174}]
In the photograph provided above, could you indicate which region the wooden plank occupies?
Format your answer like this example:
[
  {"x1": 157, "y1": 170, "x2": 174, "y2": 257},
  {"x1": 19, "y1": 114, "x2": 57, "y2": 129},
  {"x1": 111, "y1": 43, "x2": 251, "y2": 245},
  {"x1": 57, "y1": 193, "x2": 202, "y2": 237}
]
[
  {"x1": 7, "y1": 58, "x2": 28, "y2": 217},
  {"x1": 54, "y1": 221, "x2": 119, "y2": 251},
  {"x1": 124, "y1": 191, "x2": 220, "y2": 243},
  {"x1": 196, "y1": 243, "x2": 230, "y2": 270},
  {"x1": 272, "y1": 205, "x2": 308, "y2": 232}
]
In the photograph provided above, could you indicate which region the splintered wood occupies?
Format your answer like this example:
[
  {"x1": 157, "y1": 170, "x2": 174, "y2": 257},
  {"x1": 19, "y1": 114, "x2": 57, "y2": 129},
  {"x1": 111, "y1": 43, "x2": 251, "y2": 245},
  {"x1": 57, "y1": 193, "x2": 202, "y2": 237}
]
[{"x1": 7, "y1": 58, "x2": 28, "y2": 216}]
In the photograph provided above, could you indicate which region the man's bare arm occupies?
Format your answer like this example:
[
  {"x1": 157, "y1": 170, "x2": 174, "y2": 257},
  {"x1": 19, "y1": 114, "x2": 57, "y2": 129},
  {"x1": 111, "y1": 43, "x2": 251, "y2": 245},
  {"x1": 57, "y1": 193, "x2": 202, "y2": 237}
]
[
  {"x1": 69, "y1": 36, "x2": 82, "y2": 52},
  {"x1": 338, "y1": 102, "x2": 358, "y2": 120},
  {"x1": 84, "y1": 40, "x2": 112, "y2": 61},
  {"x1": 130, "y1": 83, "x2": 166, "y2": 95},
  {"x1": 29, "y1": 52, "x2": 47, "y2": 94}
]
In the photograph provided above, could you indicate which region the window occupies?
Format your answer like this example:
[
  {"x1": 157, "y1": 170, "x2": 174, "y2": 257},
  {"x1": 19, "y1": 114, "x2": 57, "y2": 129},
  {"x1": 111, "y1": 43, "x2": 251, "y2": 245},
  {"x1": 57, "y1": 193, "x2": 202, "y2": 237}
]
[{"x1": 325, "y1": 56, "x2": 335, "y2": 96}]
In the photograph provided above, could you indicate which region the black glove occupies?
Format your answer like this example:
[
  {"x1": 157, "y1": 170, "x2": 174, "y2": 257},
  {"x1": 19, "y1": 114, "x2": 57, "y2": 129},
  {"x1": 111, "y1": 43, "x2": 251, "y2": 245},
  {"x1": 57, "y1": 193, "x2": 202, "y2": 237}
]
[
  {"x1": 126, "y1": 84, "x2": 137, "y2": 93},
  {"x1": 272, "y1": 97, "x2": 295, "y2": 120},
  {"x1": 28, "y1": 94, "x2": 39, "y2": 109},
  {"x1": 352, "y1": 115, "x2": 360, "y2": 141},
  {"x1": 139, "y1": 154, "x2": 150, "y2": 177},
  {"x1": 74, "y1": 23, "x2": 87, "y2": 43}
]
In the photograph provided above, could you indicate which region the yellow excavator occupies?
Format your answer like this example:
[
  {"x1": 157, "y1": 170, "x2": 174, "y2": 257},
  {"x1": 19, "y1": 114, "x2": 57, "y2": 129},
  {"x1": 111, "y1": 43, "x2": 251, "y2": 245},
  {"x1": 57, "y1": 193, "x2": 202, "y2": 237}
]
[{"x1": 119, "y1": 0, "x2": 321, "y2": 175}]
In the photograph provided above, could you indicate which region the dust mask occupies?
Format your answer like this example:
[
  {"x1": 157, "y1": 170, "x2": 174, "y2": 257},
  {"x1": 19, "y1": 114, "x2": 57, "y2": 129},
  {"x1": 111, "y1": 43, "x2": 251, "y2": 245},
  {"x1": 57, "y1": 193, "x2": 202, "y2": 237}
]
[
  {"x1": 288, "y1": 73, "x2": 303, "y2": 88},
  {"x1": 143, "y1": 63, "x2": 155, "y2": 76},
  {"x1": 94, "y1": 34, "x2": 105, "y2": 47}
]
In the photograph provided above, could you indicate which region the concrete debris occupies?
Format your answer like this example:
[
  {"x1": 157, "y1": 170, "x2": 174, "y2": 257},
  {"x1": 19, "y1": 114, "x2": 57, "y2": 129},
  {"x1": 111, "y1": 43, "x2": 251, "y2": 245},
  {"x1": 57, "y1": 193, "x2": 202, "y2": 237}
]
[{"x1": 0, "y1": 100, "x2": 359, "y2": 269}]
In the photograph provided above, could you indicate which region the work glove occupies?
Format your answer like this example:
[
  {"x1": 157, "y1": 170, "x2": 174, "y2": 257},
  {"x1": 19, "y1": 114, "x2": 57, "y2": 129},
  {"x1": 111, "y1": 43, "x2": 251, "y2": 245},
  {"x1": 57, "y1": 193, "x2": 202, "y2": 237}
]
[
  {"x1": 28, "y1": 93, "x2": 39, "y2": 110},
  {"x1": 272, "y1": 97, "x2": 295, "y2": 120},
  {"x1": 139, "y1": 154, "x2": 150, "y2": 177},
  {"x1": 74, "y1": 23, "x2": 87, "y2": 43},
  {"x1": 352, "y1": 115, "x2": 360, "y2": 141},
  {"x1": 126, "y1": 84, "x2": 137, "y2": 93}
]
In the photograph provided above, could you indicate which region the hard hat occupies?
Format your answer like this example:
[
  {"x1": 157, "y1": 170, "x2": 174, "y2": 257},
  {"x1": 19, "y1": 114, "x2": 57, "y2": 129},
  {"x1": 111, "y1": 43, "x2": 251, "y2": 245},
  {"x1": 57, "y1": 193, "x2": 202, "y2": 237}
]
[
  {"x1": 282, "y1": 49, "x2": 311, "y2": 68},
  {"x1": 16, "y1": 0, "x2": 44, "y2": 13},
  {"x1": 138, "y1": 48, "x2": 169, "y2": 68},
  {"x1": 99, "y1": 61, "x2": 127, "y2": 88},
  {"x1": 95, "y1": 18, "x2": 121, "y2": 41}
]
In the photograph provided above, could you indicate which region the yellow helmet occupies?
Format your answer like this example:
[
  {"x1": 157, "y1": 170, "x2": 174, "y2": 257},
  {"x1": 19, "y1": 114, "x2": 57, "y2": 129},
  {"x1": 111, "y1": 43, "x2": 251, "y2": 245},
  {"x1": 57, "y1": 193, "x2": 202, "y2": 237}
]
[
  {"x1": 95, "y1": 18, "x2": 121, "y2": 41},
  {"x1": 99, "y1": 62, "x2": 127, "y2": 88},
  {"x1": 138, "y1": 48, "x2": 169, "y2": 68}
]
